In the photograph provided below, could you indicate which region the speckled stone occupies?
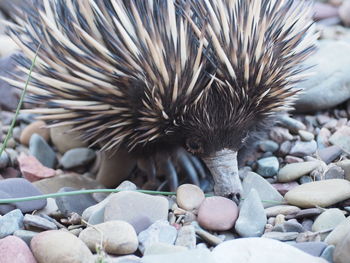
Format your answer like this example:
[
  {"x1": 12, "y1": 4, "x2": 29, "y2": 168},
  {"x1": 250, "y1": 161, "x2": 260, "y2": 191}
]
[{"x1": 256, "y1": 156, "x2": 279, "y2": 178}]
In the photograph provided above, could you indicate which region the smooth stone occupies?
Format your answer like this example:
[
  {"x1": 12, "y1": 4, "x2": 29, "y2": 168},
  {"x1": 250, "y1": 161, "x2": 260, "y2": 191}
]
[
  {"x1": 265, "y1": 205, "x2": 301, "y2": 217},
  {"x1": 141, "y1": 248, "x2": 215, "y2": 263},
  {"x1": 294, "y1": 41, "x2": 350, "y2": 112},
  {"x1": 212, "y1": 238, "x2": 327, "y2": 263},
  {"x1": 333, "y1": 231, "x2": 350, "y2": 263},
  {"x1": 258, "y1": 140, "x2": 279, "y2": 152},
  {"x1": 60, "y1": 148, "x2": 96, "y2": 169},
  {"x1": 50, "y1": 125, "x2": 88, "y2": 154},
  {"x1": 329, "y1": 126, "x2": 350, "y2": 154},
  {"x1": 37, "y1": 198, "x2": 58, "y2": 215},
  {"x1": 104, "y1": 191, "x2": 168, "y2": 233},
  {"x1": 0, "y1": 209, "x2": 23, "y2": 238},
  {"x1": 197, "y1": 196, "x2": 238, "y2": 231},
  {"x1": 256, "y1": 156, "x2": 279, "y2": 178},
  {"x1": 18, "y1": 154, "x2": 56, "y2": 182},
  {"x1": 0, "y1": 178, "x2": 47, "y2": 214},
  {"x1": 298, "y1": 130, "x2": 315, "y2": 141},
  {"x1": 55, "y1": 187, "x2": 97, "y2": 216},
  {"x1": 31, "y1": 230, "x2": 93, "y2": 263},
  {"x1": 175, "y1": 225, "x2": 196, "y2": 249},
  {"x1": 271, "y1": 182, "x2": 299, "y2": 195},
  {"x1": 320, "y1": 245, "x2": 334, "y2": 263},
  {"x1": 325, "y1": 216, "x2": 350, "y2": 246},
  {"x1": 295, "y1": 208, "x2": 324, "y2": 219},
  {"x1": 285, "y1": 155, "x2": 304, "y2": 163},
  {"x1": 29, "y1": 133, "x2": 57, "y2": 168},
  {"x1": 262, "y1": 231, "x2": 299, "y2": 241},
  {"x1": 299, "y1": 175, "x2": 313, "y2": 184},
  {"x1": 339, "y1": 0, "x2": 350, "y2": 26},
  {"x1": 235, "y1": 189, "x2": 266, "y2": 237},
  {"x1": 23, "y1": 214, "x2": 57, "y2": 230},
  {"x1": 144, "y1": 242, "x2": 187, "y2": 256},
  {"x1": 20, "y1": 121, "x2": 49, "y2": 146},
  {"x1": 242, "y1": 172, "x2": 284, "y2": 208},
  {"x1": 277, "y1": 115, "x2": 306, "y2": 133},
  {"x1": 289, "y1": 140, "x2": 317, "y2": 157},
  {"x1": 0, "y1": 151, "x2": 9, "y2": 169},
  {"x1": 291, "y1": 242, "x2": 327, "y2": 257},
  {"x1": 318, "y1": 146, "x2": 343, "y2": 164},
  {"x1": 317, "y1": 127, "x2": 331, "y2": 149},
  {"x1": 278, "y1": 141, "x2": 292, "y2": 156},
  {"x1": 0, "y1": 235, "x2": 37, "y2": 263},
  {"x1": 13, "y1": 230, "x2": 38, "y2": 246},
  {"x1": 336, "y1": 159, "x2": 350, "y2": 181},
  {"x1": 176, "y1": 184, "x2": 205, "y2": 211},
  {"x1": 312, "y1": 209, "x2": 346, "y2": 240},
  {"x1": 79, "y1": 220, "x2": 138, "y2": 254},
  {"x1": 278, "y1": 161, "x2": 321, "y2": 183},
  {"x1": 302, "y1": 219, "x2": 314, "y2": 232},
  {"x1": 324, "y1": 165, "x2": 345, "y2": 180},
  {"x1": 280, "y1": 220, "x2": 305, "y2": 233},
  {"x1": 138, "y1": 220, "x2": 177, "y2": 254},
  {"x1": 285, "y1": 179, "x2": 350, "y2": 208},
  {"x1": 269, "y1": 127, "x2": 293, "y2": 143}
]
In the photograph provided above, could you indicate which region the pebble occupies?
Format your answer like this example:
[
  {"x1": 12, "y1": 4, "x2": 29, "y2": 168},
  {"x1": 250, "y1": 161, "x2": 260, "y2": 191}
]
[
  {"x1": 272, "y1": 182, "x2": 299, "y2": 195},
  {"x1": 291, "y1": 242, "x2": 327, "y2": 257},
  {"x1": 277, "y1": 115, "x2": 306, "y2": 133},
  {"x1": 0, "y1": 235, "x2": 37, "y2": 263},
  {"x1": 258, "y1": 140, "x2": 279, "y2": 152},
  {"x1": 333, "y1": 231, "x2": 350, "y2": 263},
  {"x1": 320, "y1": 245, "x2": 334, "y2": 263},
  {"x1": 23, "y1": 214, "x2": 57, "y2": 230},
  {"x1": 265, "y1": 205, "x2": 301, "y2": 217},
  {"x1": 325, "y1": 216, "x2": 350, "y2": 246},
  {"x1": 277, "y1": 161, "x2": 321, "y2": 183},
  {"x1": 324, "y1": 165, "x2": 345, "y2": 180},
  {"x1": 20, "y1": 121, "x2": 49, "y2": 146},
  {"x1": 212, "y1": 238, "x2": 327, "y2": 263},
  {"x1": 79, "y1": 220, "x2": 138, "y2": 254},
  {"x1": 256, "y1": 156, "x2": 279, "y2": 177},
  {"x1": 281, "y1": 220, "x2": 305, "y2": 233},
  {"x1": 142, "y1": 248, "x2": 215, "y2": 263},
  {"x1": 197, "y1": 196, "x2": 238, "y2": 231},
  {"x1": 285, "y1": 179, "x2": 350, "y2": 208},
  {"x1": 289, "y1": 140, "x2": 317, "y2": 157},
  {"x1": 143, "y1": 243, "x2": 187, "y2": 256},
  {"x1": 285, "y1": 155, "x2": 304, "y2": 163},
  {"x1": 242, "y1": 172, "x2": 284, "y2": 208},
  {"x1": 312, "y1": 208, "x2": 346, "y2": 240},
  {"x1": 29, "y1": 133, "x2": 57, "y2": 168},
  {"x1": 176, "y1": 184, "x2": 205, "y2": 211},
  {"x1": 50, "y1": 125, "x2": 88, "y2": 154},
  {"x1": 13, "y1": 229, "x2": 38, "y2": 246},
  {"x1": 294, "y1": 208, "x2": 324, "y2": 220},
  {"x1": 317, "y1": 127, "x2": 331, "y2": 149},
  {"x1": 318, "y1": 145, "x2": 343, "y2": 164},
  {"x1": 336, "y1": 159, "x2": 350, "y2": 181},
  {"x1": 262, "y1": 231, "x2": 299, "y2": 241},
  {"x1": 235, "y1": 189, "x2": 266, "y2": 237},
  {"x1": 0, "y1": 178, "x2": 47, "y2": 214},
  {"x1": 0, "y1": 151, "x2": 9, "y2": 169},
  {"x1": 138, "y1": 220, "x2": 177, "y2": 254},
  {"x1": 0, "y1": 209, "x2": 23, "y2": 238},
  {"x1": 193, "y1": 223, "x2": 223, "y2": 246},
  {"x1": 269, "y1": 127, "x2": 294, "y2": 143},
  {"x1": 104, "y1": 191, "x2": 168, "y2": 233},
  {"x1": 339, "y1": 0, "x2": 350, "y2": 26},
  {"x1": 329, "y1": 126, "x2": 350, "y2": 154},
  {"x1": 31, "y1": 230, "x2": 93, "y2": 263},
  {"x1": 60, "y1": 148, "x2": 96, "y2": 169},
  {"x1": 298, "y1": 130, "x2": 315, "y2": 141},
  {"x1": 55, "y1": 187, "x2": 97, "y2": 216},
  {"x1": 299, "y1": 175, "x2": 313, "y2": 184},
  {"x1": 175, "y1": 225, "x2": 196, "y2": 249},
  {"x1": 18, "y1": 154, "x2": 56, "y2": 182}
]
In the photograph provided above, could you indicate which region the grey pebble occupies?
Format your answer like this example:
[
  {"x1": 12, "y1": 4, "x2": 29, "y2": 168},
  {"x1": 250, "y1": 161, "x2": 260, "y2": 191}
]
[
  {"x1": 60, "y1": 147, "x2": 96, "y2": 169},
  {"x1": 277, "y1": 115, "x2": 306, "y2": 133},
  {"x1": 278, "y1": 141, "x2": 292, "y2": 156},
  {"x1": 23, "y1": 214, "x2": 58, "y2": 230},
  {"x1": 324, "y1": 165, "x2": 345, "y2": 180},
  {"x1": 299, "y1": 176, "x2": 313, "y2": 184},
  {"x1": 256, "y1": 156, "x2": 279, "y2": 178},
  {"x1": 0, "y1": 151, "x2": 9, "y2": 169},
  {"x1": 289, "y1": 140, "x2": 317, "y2": 157},
  {"x1": 175, "y1": 225, "x2": 196, "y2": 249},
  {"x1": 258, "y1": 140, "x2": 279, "y2": 153},
  {"x1": 29, "y1": 133, "x2": 57, "y2": 168},
  {"x1": 291, "y1": 241, "x2": 327, "y2": 257},
  {"x1": 0, "y1": 209, "x2": 24, "y2": 238},
  {"x1": 318, "y1": 145, "x2": 343, "y2": 164},
  {"x1": 320, "y1": 245, "x2": 334, "y2": 263},
  {"x1": 262, "y1": 231, "x2": 299, "y2": 241},
  {"x1": 13, "y1": 229, "x2": 38, "y2": 246}
]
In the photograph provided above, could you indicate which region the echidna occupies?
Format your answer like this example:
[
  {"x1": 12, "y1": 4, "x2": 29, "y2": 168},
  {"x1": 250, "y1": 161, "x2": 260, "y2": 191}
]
[{"x1": 3, "y1": 0, "x2": 316, "y2": 199}]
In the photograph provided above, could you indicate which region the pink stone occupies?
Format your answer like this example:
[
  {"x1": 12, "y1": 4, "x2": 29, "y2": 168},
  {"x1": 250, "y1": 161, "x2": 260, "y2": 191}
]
[
  {"x1": 272, "y1": 182, "x2": 299, "y2": 196},
  {"x1": 0, "y1": 236, "x2": 37, "y2": 263},
  {"x1": 197, "y1": 196, "x2": 238, "y2": 231},
  {"x1": 18, "y1": 153, "x2": 56, "y2": 182}
]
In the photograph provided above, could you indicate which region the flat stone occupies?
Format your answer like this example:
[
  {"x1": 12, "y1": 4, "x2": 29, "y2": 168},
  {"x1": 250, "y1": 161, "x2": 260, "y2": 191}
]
[
  {"x1": 298, "y1": 130, "x2": 315, "y2": 141},
  {"x1": 242, "y1": 172, "x2": 284, "y2": 208},
  {"x1": 289, "y1": 140, "x2": 317, "y2": 157},
  {"x1": 256, "y1": 156, "x2": 279, "y2": 178},
  {"x1": 0, "y1": 209, "x2": 23, "y2": 238},
  {"x1": 277, "y1": 115, "x2": 306, "y2": 133},
  {"x1": 212, "y1": 238, "x2": 327, "y2": 263},
  {"x1": 294, "y1": 208, "x2": 324, "y2": 219},
  {"x1": 29, "y1": 133, "x2": 57, "y2": 168},
  {"x1": 13, "y1": 230, "x2": 38, "y2": 246},
  {"x1": 20, "y1": 120, "x2": 49, "y2": 146},
  {"x1": 329, "y1": 126, "x2": 350, "y2": 154},
  {"x1": 197, "y1": 196, "x2": 238, "y2": 231},
  {"x1": 50, "y1": 125, "x2": 88, "y2": 154},
  {"x1": 31, "y1": 230, "x2": 93, "y2": 263},
  {"x1": 18, "y1": 154, "x2": 56, "y2": 182},
  {"x1": 282, "y1": 220, "x2": 305, "y2": 233},
  {"x1": 325, "y1": 216, "x2": 350, "y2": 246},
  {"x1": 138, "y1": 220, "x2": 177, "y2": 254},
  {"x1": 262, "y1": 231, "x2": 299, "y2": 241},
  {"x1": 271, "y1": 182, "x2": 299, "y2": 195},
  {"x1": 176, "y1": 184, "x2": 205, "y2": 211},
  {"x1": 175, "y1": 225, "x2": 196, "y2": 249},
  {"x1": 318, "y1": 146, "x2": 343, "y2": 164},
  {"x1": 320, "y1": 245, "x2": 334, "y2": 263},
  {"x1": 104, "y1": 191, "x2": 168, "y2": 233},
  {"x1": 265, "y1": 205, "x2": 301, "y2": 217},
  {"x1": 23, "y1": 214, "x2": 57, "y2": 230},
  {"x1": 278, "y1": 161, "x2": 322, "y2": 183},
  {"x1": 55, "y1": 187, "x2": 97, "y2": 216},
  {"x1": 141, "y1": 248, "x2": 215, "y2": 263},
  {"x1": 79, "y1": 220, "x2": 138, "y2": 254},
  {"x1": 235, "y1": 189, "x2": 266, "y2": 237},
  {"x1": 333, "y1": 231, "x2": 350, "y2": 263},
  {"x1": 285, "y1": 179, "x2": 350, "y2": 208},
  {"x1": 60, "y1": 148, "x2": 96, "y2": 169},
  {"x1": 0, "y1": 235, "x2": 36, "y2": 263},
  {"x1": 312, "y1": 208, "x2": 346, "y2": 240},
  {"x1": 291, "y1": 242, "x2": 327, "y2": 257},
  {"x1": 258, "y1": 140, "x2": 279, "y2": 152},
  {"x1": 0, "y1": 178, "x2": 47, "y2": 214}
]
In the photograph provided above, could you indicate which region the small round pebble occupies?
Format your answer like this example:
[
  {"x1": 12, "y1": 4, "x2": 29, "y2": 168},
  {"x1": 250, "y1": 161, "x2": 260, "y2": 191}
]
[
  {"x1": 20, "y1": 120, "x2": 49, "y2": 146},
  {"x1": 289, "y1": 140, "x2": 317, "y2": 157},
  {"x1": 258, "y1": 140, "x2": 279, "y2": 152},
  {"x1": 312, "y1": 208, "x2": 346, "y2": 240},
  {"x1": 79, "y1": 220, "x2": 138, "y2": 254},
  {"x1": 176, "y1": 184, "x2": 205, "y2": 211},
  {"x1": 256, "y1": 156, "x2": 279, "y2": 177},
  {"x1": 197, "y1": 196, "x2": 238, "y2": 231},
  {"x1": 298, "y1": 130, "x2": 314, "y2": 141},
  {"x1": 59, "y1": 148, "x2": 96, "y2": 169}
]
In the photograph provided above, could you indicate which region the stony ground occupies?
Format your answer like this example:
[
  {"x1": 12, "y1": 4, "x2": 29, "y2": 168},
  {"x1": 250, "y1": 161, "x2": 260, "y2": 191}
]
[{"x1": 1, "y1": 1, "x2": 350, "y2": 263}]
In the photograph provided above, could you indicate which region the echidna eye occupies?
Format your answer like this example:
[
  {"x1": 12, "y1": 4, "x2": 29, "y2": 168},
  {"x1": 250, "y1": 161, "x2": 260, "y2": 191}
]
[{"x1": 186, "y1": 139, "x2": 203, "y2": 153}]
